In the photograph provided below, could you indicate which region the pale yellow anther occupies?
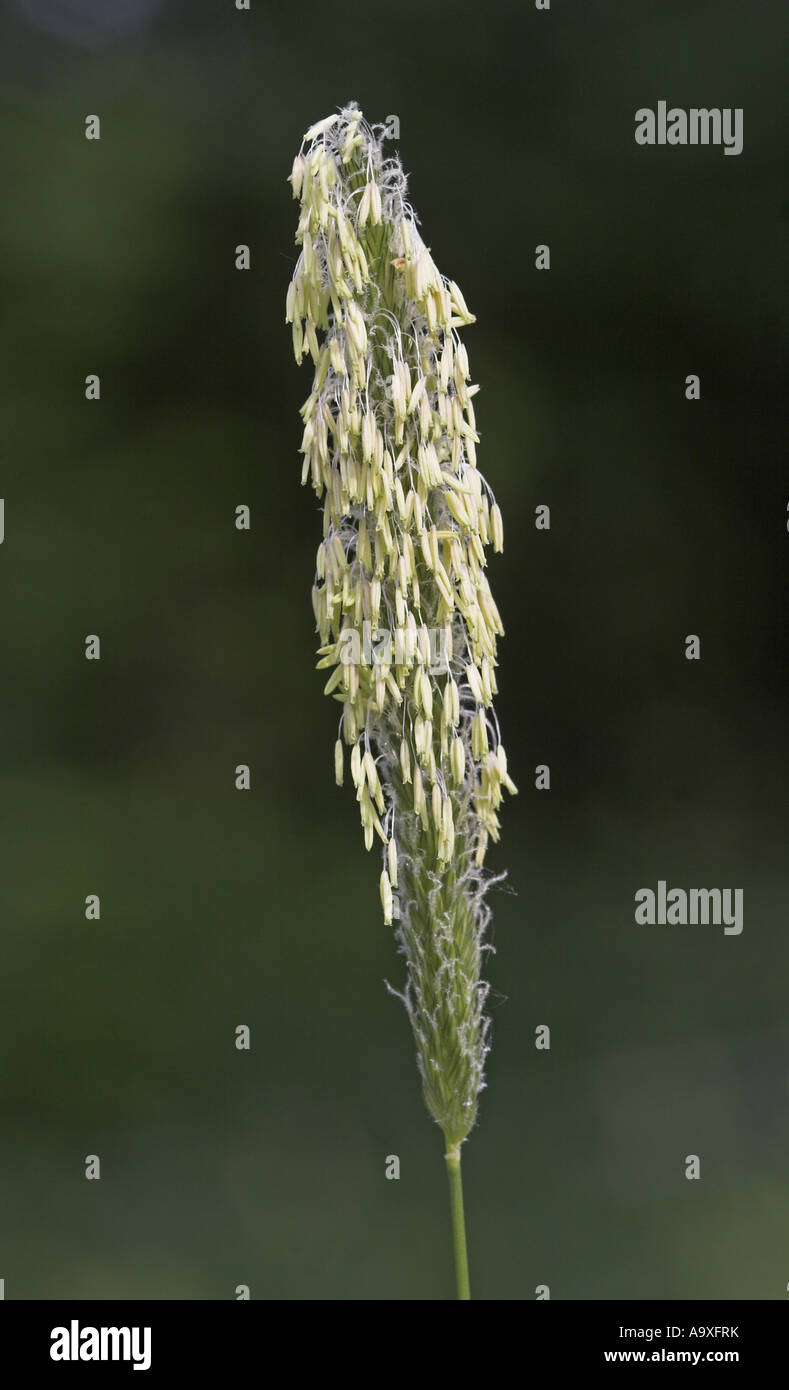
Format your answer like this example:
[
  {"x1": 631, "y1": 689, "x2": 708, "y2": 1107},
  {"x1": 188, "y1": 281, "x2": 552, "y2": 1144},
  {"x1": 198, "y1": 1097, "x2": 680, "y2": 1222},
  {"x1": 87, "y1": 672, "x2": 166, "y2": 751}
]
[
  {"x1": 450, "y1": 735, "x2": 465, "y2": 785},
  {"x1": 304, "y1": 113, "x2": 339, "y2": 143},
  {"x1": 288, "y1": 154, "x2": 306, "y2": 199},
  {"x1": 448, "y1": 280, "x2": 475, "y2": 325},
  {"x1": 400, "y1": 738, "x2": 412, "y2": 784},
  {"x1": 490, "y1": 503, "x2": 504, "y2": 553},
  {"x1": 472, "y1": 708, "x2": 488, "y2": 759},
  {"x1": 387, "y1": 837, "x2": 398, "y2": 890},
  {"x1": 358, "y1": 182, "x2": 372, "y2": 228},
  {"x1": 413, "y1": 764, "x2": 425, "y2": 815},
  {"x1": 407, "y1": 377, "x2": 426, "y2": 415},
  {"x1": 370, "y1": 180, "x2": 383, "y2": 224},
  {"x1": 480, "y1": 657, "x2": 493, "y2": 706}
]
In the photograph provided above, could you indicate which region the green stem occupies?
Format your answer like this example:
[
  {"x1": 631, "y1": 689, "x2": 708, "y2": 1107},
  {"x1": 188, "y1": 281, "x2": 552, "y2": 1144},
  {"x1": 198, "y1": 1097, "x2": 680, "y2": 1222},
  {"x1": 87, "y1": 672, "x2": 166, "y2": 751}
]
[{"x1": 444, "y1": 1145, "x2": 471, "y2": 1299}]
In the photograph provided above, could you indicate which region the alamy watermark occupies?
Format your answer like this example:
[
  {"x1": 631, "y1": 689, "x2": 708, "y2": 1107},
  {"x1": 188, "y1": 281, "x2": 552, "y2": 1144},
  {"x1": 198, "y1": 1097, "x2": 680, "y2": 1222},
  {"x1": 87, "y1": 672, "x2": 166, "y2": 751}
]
[
  {"x1": 338, "y1": 620, "x2": 451, "y2": 674},
  {"x1": 635, "y1": 881, "x2": 743, "y2": 936},
  {"x1": 635, "y1": 102, "x2": 743, "y2": 156},
  {"x1": 50, "y1": 1320, "x2": 151, "y2": 1371}
]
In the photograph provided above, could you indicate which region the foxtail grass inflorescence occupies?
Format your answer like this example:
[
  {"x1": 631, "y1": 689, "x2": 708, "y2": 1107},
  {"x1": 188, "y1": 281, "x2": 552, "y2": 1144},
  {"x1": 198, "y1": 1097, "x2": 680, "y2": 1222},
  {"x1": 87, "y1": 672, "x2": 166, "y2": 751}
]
[{"x1": 286, "y1": 105, "x2": 516, "y2": 1298}]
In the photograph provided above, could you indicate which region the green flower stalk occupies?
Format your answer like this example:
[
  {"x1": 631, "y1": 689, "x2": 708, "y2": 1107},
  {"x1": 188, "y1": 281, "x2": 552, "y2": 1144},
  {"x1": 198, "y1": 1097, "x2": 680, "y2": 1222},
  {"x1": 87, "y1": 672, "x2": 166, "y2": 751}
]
[{"x1": 286, "y1": 105, "x2": 516, "y2": 1299}]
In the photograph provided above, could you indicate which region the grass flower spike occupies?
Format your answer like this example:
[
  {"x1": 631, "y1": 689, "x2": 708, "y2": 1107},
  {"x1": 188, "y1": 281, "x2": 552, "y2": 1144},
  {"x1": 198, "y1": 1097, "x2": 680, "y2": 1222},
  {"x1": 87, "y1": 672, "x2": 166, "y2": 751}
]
[{"x1": 286, "y1": 104, "x2": 516, "y2": 1299}]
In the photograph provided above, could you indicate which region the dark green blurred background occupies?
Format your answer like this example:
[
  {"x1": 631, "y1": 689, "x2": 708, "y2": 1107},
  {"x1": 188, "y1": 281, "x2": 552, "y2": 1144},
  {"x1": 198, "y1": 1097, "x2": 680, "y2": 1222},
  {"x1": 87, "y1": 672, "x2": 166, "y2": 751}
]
[{"x1": 0, "y1": 0, "x2": 787, "y2": 1299}]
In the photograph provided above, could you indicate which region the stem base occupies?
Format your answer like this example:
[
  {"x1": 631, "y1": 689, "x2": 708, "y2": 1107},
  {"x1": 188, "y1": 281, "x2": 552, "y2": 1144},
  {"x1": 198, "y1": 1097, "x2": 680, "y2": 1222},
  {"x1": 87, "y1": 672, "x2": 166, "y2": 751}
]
[{"x1": 444, "y1": 1146, "x2": 470, "y2": 1300}]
